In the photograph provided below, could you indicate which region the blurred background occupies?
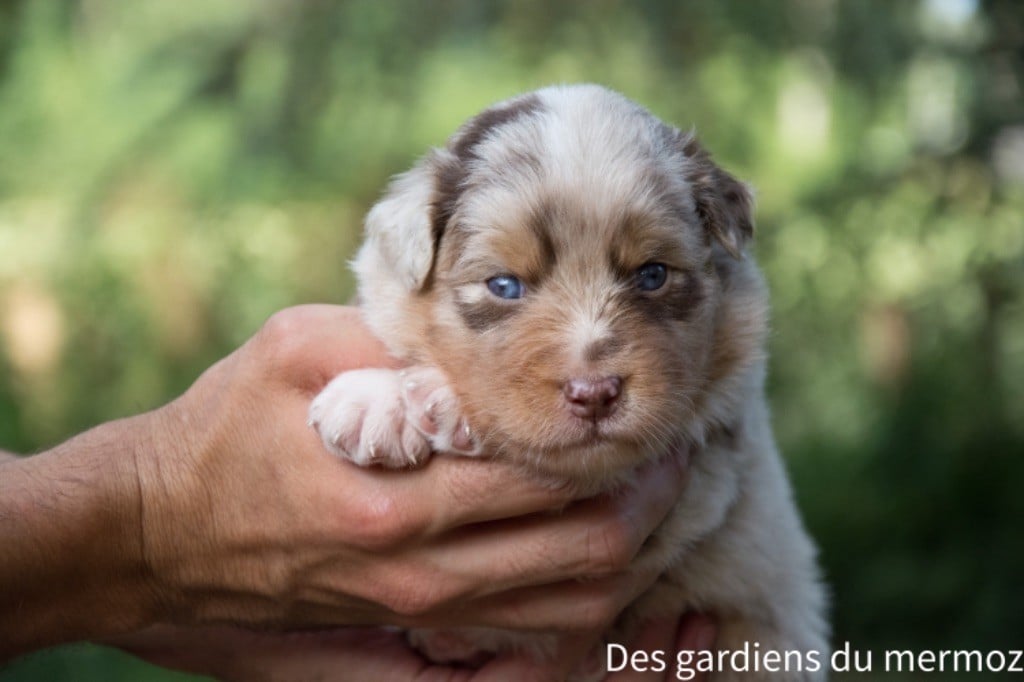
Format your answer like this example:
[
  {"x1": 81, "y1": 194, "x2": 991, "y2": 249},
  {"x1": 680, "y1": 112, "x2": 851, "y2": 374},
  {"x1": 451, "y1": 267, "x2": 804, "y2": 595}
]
[{"x1": 1, "y1": 0, "x2": 1021, "y2": 679}]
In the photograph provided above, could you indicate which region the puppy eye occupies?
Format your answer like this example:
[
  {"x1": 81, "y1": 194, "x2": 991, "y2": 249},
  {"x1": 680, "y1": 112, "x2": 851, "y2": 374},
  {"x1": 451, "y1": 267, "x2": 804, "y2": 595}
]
[
  {"x1": 487, "y1": 275, "x2": 525, "y2": 300},
  {"x1": 635, "y1": 263, "x2": 668, "y2": 291}
]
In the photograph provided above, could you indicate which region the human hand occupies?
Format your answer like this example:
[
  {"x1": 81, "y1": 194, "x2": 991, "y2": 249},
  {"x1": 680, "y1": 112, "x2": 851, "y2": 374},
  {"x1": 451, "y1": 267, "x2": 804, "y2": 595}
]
[
  {"x1": 107, "y1": 624, "x2": 541, "y2": 682},
  {"x1": 138, "y1": 305, "x2": 692, "y2": 634},
  {"x1": 105, "y1": 613, "x2": 716, "y2": 682},
  {"x1": 603, "y1": 614, "x2": 718, "y2": 681},
  {"x1": 0, "y1": 304, "x2": 692, "y2": 661}
]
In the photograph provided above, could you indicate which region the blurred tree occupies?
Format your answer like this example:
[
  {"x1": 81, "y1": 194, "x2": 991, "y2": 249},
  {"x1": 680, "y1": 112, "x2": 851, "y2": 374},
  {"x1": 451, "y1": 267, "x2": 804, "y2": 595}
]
[{"x1": 1, "y1": 1, "x2": 1021, "y2": 679}]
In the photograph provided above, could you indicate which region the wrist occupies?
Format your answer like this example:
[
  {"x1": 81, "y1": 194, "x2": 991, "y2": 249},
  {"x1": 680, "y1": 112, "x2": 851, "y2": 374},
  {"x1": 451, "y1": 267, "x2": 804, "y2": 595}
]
[
  {"x1": 129, "y1": 368, "x2": 232, "y2": 626},
  {"x1": 0, "y1": 415, "x2": 163, "y2": 658}
]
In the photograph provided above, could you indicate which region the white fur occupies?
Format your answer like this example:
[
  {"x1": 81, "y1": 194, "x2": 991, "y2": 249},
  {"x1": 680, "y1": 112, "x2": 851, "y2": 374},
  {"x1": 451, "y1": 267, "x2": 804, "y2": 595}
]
[{"x1": 310, "y1": 366, "x2": 479, "y2": 467}]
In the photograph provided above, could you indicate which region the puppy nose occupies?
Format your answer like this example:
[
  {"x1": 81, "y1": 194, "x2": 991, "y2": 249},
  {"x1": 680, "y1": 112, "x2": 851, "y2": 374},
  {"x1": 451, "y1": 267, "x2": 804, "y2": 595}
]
[{"x1": 563, "y1": 376, "x2": 622, "y2": 420}]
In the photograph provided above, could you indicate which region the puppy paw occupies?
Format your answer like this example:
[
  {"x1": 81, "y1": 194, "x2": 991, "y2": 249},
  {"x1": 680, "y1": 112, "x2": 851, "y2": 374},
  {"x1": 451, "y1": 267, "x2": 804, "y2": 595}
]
[
  {"x1": 308, "y1": 368, "x2": 431, "y2": 468},
  {"x1": 400, "y1": 366, "x2": 481, "y2": 455}
]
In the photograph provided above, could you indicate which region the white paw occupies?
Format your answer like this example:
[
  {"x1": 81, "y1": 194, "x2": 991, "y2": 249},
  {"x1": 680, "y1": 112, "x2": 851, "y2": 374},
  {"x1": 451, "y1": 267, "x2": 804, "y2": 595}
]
[
  {"x1": 400, "y1": 366, "x2": 481, "y2": 456},
  {"x1": 308, "y1": 368, "x2": 431, "y2": 468}
]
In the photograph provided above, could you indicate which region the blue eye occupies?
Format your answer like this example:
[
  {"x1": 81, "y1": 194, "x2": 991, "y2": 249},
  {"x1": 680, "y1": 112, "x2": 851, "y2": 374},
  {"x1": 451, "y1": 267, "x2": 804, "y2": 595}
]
[
  {"x1": 636, "y1": 263, "x2": 668, "y2": 291},
  {"x1": 487, "y1": 275, "x2": 525, "y2": 299}
]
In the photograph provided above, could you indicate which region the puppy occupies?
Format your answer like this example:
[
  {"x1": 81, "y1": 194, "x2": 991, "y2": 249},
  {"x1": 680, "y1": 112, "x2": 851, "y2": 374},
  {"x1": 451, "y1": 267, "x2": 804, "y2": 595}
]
[{"x1": 309, "y1": 84, "x2": 829, "y2": 680}]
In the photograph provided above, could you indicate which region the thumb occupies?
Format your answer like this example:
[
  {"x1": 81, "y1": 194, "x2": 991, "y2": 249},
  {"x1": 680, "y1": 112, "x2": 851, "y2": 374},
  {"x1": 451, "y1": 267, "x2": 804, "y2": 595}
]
[{"x1": 252, "y1": 305, "x2": 401, "y2": 393}]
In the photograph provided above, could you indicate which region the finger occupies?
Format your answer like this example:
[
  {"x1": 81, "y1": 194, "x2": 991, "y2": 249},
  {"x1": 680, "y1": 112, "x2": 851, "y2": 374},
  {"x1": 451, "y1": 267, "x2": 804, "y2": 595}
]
[
  {"x1": 260, "y1": 628, "x2": 423, "y2": 682},
  {"x1": 604, "y1": 617, "x2": 680, "y2": 680},
  {"x1": 325, "y1": 455, "x2": 585, "y2": 537},
  {"x1": 297, "y1": 305, "x2": 401, "y2": 375},
  {"x1": 675, "y1": 612, "x2": 717, "y2": 652},
  {"x1": 394, "y1": 455, "x2": 583, "y2": 528},
  {"x1": 219, "y1": 627, "x2": 440, "y2": 682},
  {"x1": 106, "y1": 626, "x2": 413, "y2": 681},
  {"x1": 413, "y1": 563, "x2": 661, "y2": 632},
  {"x1": 403, "y1": 452, "x2": 690, "y2": 601},
  {"x1": 256, "y1": 305, "x2": 402, "y2": 394},
  {"x1": 673, "y1": 613, "x2": 717, "y2": 682},
  {"x1": 263, "y1": 573, "x2": 634, "y2": 633},
  {"x1": 423, "y1": 438, "x2": 690, "y2": 532}
]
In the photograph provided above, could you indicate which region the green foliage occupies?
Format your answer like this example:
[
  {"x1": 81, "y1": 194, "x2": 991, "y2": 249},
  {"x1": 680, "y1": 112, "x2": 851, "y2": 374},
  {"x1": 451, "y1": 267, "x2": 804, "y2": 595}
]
[{"x1": 1, "y1": 1, "x2": 1021, "y2": 679}]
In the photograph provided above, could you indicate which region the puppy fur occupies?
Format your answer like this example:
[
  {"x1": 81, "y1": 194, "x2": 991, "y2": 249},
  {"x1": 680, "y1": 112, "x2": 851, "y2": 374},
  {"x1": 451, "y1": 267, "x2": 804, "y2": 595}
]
[{"x1": 310, "y1": 84, "x2": 829, "y2": 680}]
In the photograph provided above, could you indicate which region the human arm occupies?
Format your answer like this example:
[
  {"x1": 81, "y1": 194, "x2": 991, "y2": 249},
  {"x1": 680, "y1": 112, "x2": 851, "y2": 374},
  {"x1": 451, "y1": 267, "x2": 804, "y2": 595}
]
[
  {"x1": 0, "y1": 304, "x2": 691, "y2": 663},
  {"x1": 0, "y1": 416, "x2": 158, "y2": 657}
]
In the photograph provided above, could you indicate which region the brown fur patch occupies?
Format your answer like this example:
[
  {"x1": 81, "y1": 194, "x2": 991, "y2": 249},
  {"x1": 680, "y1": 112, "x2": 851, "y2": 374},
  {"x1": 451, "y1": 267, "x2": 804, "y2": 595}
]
[
  {"x1": 430, "y1": 95, "x2": 545, "y2": 244},
  {"x1": 526, "y1": 200, "x2": 559, "y2": 275},
  {"x1": 451, "y1": 95, "x2": 545, "y2": 161},
  {"x1": 456, "y1": 297, "x2": 522, "y2": 333},
  {"x1": 631, "y1": 269, "x2": 707, "y2": 324},
  {"x1": 680, "y1": 134, "x2": 754, "y2": 258},
  {"x1": 609, "y1": 211, "x2": 696, "y2": 278}
]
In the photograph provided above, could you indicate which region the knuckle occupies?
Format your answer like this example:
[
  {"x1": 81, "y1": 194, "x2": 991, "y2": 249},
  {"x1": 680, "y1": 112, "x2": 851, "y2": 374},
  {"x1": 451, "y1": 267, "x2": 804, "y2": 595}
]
[
  {"x1": 346, "y1": 492, "x2": 427, "y2": 550},
  {"x1": 260, "y1": 308, "x2": 302, "y2": 345},
  {"x1": 586, "y1": 522, "x2": 637, "y2": 574},
  {"x1": 379, "y1": 572, "x2": 452, "y2": 618},
  {"x1": 256, "y1": 309, "x2": 310, "y2": 369},
  {"x1": 383, "y1": 587, "x2": 431, "y2": 618},
  {"x1": 574, "y1": 592, "x2": 621, "y2": 631}
]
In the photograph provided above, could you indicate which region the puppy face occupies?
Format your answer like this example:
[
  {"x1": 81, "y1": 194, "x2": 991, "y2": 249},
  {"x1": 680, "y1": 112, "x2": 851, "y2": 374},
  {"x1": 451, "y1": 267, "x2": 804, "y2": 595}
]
[{"x1": 356, "y1": 85, "x2": 767, "y2": 478}]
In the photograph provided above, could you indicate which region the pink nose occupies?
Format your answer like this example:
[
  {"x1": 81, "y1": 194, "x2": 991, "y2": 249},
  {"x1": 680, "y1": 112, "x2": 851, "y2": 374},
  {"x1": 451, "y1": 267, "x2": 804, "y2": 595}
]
[{"x1": 563, "y1": 376, "x2": 622, "y2": 420}]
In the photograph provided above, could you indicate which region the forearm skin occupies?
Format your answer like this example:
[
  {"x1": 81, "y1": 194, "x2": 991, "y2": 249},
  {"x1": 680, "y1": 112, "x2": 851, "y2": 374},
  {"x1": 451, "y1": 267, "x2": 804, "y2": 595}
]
[{"x1": 0, "y1": 416, "x2": 161, "y2": 660}]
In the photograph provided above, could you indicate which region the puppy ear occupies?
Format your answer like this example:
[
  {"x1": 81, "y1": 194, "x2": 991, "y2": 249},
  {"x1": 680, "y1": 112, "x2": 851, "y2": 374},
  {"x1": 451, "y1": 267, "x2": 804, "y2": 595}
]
[
  {"x1": 681, "y1": 134, "x2": 755, "y2": 259},
  {"x1": 362, "y1": 159, "x2": 441, "y2": 291},
  {"x1": 362, "y1": 94, "x2": 543, "y2": 292}
]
